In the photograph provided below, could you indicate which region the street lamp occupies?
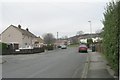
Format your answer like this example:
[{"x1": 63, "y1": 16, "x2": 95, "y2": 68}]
[
  {"x1": 88, "y1": 21, "x2": 92, "y2": 39},
  {"x1": 57, "y1": 32, "x2": 58, "y2": 40},
  {"x1": 88, "y1": 21, "x2": 93, "y2": 50}
]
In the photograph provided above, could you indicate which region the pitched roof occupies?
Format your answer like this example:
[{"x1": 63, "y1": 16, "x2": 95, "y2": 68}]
[
  {"x1": 11, "y1": 25, "x2": 37, "y2": 38},
  {"x1": 55, "y1": 40, "x2": 67, "y2": 43},
  {"x1": 68, "y1": 33, "x2": 101, "y2": 40},
  {"x1": 35, "y1": 37, "x2": 44, "y2": 43}
]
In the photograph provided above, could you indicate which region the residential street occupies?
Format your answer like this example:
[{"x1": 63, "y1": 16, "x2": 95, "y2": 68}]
[
  {"x1": 1, "y1": 1, "x2": 119, "y2": 79},
  {"x1": 2, "y1": 47, "x2": 88, "y2": 78}
]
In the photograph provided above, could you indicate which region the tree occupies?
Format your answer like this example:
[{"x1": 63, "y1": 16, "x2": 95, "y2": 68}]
[
  {"x1": 71, "y1": 37, "x2": 79, "y2": 45},
  {"x1": 76, "y1": 31, "x2": 84, "y2": 36},
  {"x1": 42, "y1": 33, "x2": 55, "y2": 45},
  {"x1": 61, "y1": 36, "x2": 68, "y2": 39}
]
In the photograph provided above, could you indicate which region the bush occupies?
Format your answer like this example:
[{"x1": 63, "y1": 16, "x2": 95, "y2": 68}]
[
  {"x1": 87, "y1": 38, "x2": 93, "y2": 48},
  {"x1": 33, "y1": 47, "x2": 45, "y2": 53},
  {"x1": 102, "y1": 1, "x2": 119, "y2": 71},
  {"x1": 45, "y1": 44, "x2": 54, "y2": 50}
]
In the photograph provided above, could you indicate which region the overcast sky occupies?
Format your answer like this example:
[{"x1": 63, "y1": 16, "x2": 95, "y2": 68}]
[{"x1": 0, "y1": 0, "x2": 110, "y2": 38}]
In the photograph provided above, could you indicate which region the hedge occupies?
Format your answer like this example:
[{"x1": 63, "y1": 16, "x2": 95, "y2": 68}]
[
  {"x1": 0, "y1": 42, "x2": 9, "y2": 55},
  {"x1": 0, "y1": 42, "x2": 45, "y2": 55},
  {"x1": 102, "y1": 1, "x2": 119, "y2": 71},
  {"x1": 45, "y1": 44, "x2": 54, "y2": 50},
  {"x1": 0, "y1": 42, "x2": 8, "y2": 50}
]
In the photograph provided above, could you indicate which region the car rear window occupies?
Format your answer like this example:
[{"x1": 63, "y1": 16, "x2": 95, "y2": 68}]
[{"x1": 79, "y1": 45, "x2": 87, "y2": 47}]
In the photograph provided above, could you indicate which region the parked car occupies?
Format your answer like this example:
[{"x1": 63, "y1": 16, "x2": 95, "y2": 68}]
[
  {"x1": 57, "y1": 45, "x2": 61, "y2": 48},
  {"x1": 60, "y1": 45, "x2": 67, "y2": 49},
  {"x1": 78, "y1": 44, "x2": 88, "y2": 53}
]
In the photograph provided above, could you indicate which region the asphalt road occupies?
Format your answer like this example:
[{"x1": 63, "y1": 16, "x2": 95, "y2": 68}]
[{"x1": 2, "y1": 47, "x2": 88, "y2": 78}]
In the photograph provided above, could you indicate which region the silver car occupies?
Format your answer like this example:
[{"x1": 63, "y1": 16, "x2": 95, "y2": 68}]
[{"x1": 60, "y1": 45, "x2": 67, "y2": 49}]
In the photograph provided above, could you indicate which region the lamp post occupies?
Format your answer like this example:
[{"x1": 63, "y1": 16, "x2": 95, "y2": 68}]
[
  {"x1": 57, "y1": 32, "x2": 58, "y2": 40},
  {"x1": 88, "y1": 21, "x2": 92, "y2": 39},
  {"x1": 88, "y1": 21, "x2": 93, "y2": 50}
]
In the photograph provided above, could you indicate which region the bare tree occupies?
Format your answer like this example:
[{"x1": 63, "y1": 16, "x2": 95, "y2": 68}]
[
  {"x1": 42, "y1": 33, "x2": 55, "y2": 44},
  {"x1": 76, "y1": 31, "x2": 84, "y2": 36},
  {"x1": 61, "y1": 36, "x2": 68, "y2": 39},
  {"x1": 95, "y1": 29, "x2": 103, "y2": 34}
]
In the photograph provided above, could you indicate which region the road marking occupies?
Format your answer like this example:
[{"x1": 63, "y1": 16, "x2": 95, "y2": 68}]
[
  {"x1": 17, "y1": 55, "x2": 39, "y2": 60},
  {"x1": 26, "y1": 64, "x2": 52, "y2": 78},
  {"x1": 0, "y1": 57, "x2": 6, "y2": 64},
  {"x1": 72, "y1": 64, "x2": 81, "y2": 78},
  {"x1": 81, "y1": 54, "x2": 90, "y2": 78}
]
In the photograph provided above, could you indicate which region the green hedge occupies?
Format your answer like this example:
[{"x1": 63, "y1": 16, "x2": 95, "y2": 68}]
[
  {"x1": 0, "y1": 42, "x2": 8, "y2": 50},
  {"x1": 44, "y1": 44, "x2": 54, "y2": 50},
  {"x1": 102, "y1": 1, "x2": 119, "y2": 71},
  {"x1": 0, "y1": 42, "x2": 9, "y2": 55}
]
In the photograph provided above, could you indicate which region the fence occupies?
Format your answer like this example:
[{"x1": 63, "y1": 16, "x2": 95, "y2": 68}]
[{"x1": 94, "y1": 42, "x2": 103, "y2": 53}]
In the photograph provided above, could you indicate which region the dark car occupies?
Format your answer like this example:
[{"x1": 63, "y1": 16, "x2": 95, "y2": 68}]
[
  {"x1": 78, "y1": 44, "x2": 88, "y2": 53},
  {"x1": 57, "y1": 45, "x2": 61, "y2": 48}
]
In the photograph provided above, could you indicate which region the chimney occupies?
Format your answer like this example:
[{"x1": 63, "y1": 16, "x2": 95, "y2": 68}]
[
  {"x1": 18, "y1": 25, "x2": 21, "y2": 29},
  {"x1": 26, "y1": 28, "x2": 29, "y2": 31}
]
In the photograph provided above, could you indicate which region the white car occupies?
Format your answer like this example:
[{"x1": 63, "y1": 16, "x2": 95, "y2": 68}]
[{"x1": 60, "y1": 45, "x2": 67, "y2": 49}]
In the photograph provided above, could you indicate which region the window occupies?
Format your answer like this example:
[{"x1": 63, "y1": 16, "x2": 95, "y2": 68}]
[
  {"x1": 22, "y1": 35, "x2": 25, "y2": 39},
  {"x1": 25, "y1": 43, "x2": 27, "y2": 45}
]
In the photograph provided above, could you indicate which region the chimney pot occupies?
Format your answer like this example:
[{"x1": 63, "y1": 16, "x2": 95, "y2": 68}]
[
  {"x1": 18, "y1": 25, "x2": 21, "y2": 29},
  {"x1": 26, "y1": 28, "x2": 29, "y2": 31}
]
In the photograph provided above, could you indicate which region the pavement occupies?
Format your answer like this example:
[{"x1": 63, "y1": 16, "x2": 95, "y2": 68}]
[
  {"x1": 0, "y1": 58, "x2": 1, "y2": 64},
  {"x1": 0, "y1": 57, "x2": 6, "y2": 64},
  {"x1": 87, "y1": 51, "x2": 116, "y2": 78}
]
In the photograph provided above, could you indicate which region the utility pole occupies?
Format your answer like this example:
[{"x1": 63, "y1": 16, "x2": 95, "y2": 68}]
[{"x1": 57, "y1": 32, "x2": 58, "y2": 40}]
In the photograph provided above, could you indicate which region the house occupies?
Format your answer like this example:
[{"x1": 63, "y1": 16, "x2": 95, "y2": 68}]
[
  {"x1": 54, "y1": 39, "x2": 69, "y2": 46},
  {"x1": 68, "y1": 33, "x2": 102, "y2": 44},
  {"x1": 0, "y1": 25, "x2": 37, "y2": 49},
  {"x1": 78, "y1": 33, "x2": 102, "y2": 43},
  {"x1": 34, "y1": 36, "x2": 44, "y2": 48},
  {"x1": 68, "y1": 36, "x2": 79, "y2": 44}
]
